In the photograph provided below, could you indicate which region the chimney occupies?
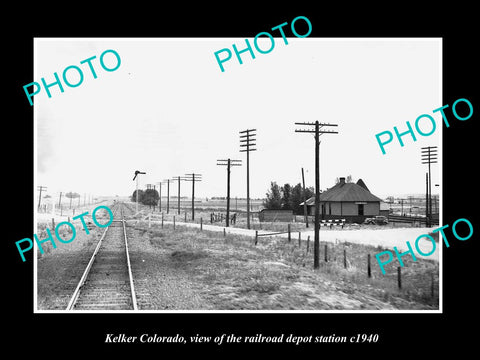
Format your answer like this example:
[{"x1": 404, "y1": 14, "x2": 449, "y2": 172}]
[{"x1": 339, "y1": 177, "x2": 346, "y2": 184}]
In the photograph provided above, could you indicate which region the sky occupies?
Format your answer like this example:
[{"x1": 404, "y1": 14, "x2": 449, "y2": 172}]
[{"x1": 35, "y1": 38, "x2": 441, "y2": 201}]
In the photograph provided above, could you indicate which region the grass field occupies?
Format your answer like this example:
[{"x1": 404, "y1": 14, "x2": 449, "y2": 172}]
[{"x1": 132, "y1": 220, "x2": 438, "y2": 310}]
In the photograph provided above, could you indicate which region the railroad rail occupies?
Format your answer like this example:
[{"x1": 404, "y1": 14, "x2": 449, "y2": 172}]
[{"x1": 65, "y1": 203, "x2": 138, "y2": 310}]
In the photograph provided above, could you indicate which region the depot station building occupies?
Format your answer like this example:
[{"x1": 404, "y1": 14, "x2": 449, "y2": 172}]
[{"x1": 301, "y1": 177, "x2": 386, "y2": 223}]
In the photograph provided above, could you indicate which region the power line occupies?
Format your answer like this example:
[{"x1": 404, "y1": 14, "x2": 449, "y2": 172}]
[
  {"x1": 421, "y1": 146, "x2": 437, "y2": 227},
  {"x1": 217, "y1": 159, "x2": 242, "y2": 227},
  {"x1": 184, "y1": 173, "x2": 203, "y2": 220},
  {"x1": 171, "y1": 176, "x2": 188, "y2": 215},
  {"x1": 162, "y1": 179, "x2": 171, "y2": 213},
  {"x1": 156, "y1": 182, "x2": 163, "y2": 212},
  {"x1": 239, "y1": 129, "x2": 256, "y2": 229},
  {"x1": 295, "y1": 121, "x2": 338, "y2": 269},
  {"x1": 37, "y1": 186, "x2": 47, "y2": 211}
]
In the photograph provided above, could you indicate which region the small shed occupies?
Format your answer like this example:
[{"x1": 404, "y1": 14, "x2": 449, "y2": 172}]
[
  {"x1": 258, "y1": 209, "x2": 293, "y2": 222},
  {"x1": 379, "y1": 201, "x2": 390, "y2": 217}
]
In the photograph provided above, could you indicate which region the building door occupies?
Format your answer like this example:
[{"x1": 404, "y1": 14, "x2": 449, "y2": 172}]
[{"x1": 358, "y1": 204, "x2": 364, "y2": 216}]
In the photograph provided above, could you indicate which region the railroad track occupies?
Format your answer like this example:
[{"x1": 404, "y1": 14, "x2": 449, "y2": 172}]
[{"x1": 66, "y1": 203, "x2": 138, "y2": 311}]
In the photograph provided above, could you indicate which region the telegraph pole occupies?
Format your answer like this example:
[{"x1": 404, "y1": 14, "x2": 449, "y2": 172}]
[
  {"x1": 172, "y1": 176, "x2": 187, "y2": 215},
  {"x1": 295, "y1": 121, "x2": 338, "y2": 269},
  {"x1": 157, "y1": 182, "x2": 162, "y2": 212},
  {"x1": 421, "y1": 146, "x2": 437, "y2": 227},
  {"x1": 37, "y1": 186, "x2": 47, "y2": 211},
  {"x1": 425, "y1": 173, "x2": 429, "y2": 226},
  {"x1": 184, "y1": 173, "x2": 202, "y2": 221},
  {"x1": 239, "y1": 129, "x2": 256, "y2": 229},
  {"x1": 217, "y1": 159, "x2": 242, "y2": 227},
  {"x1": 133, "y1": 170, "x2": 146, "y2": 214},
  {"x1": 162, "y1": 179, "x2": 170, "y2": 214}
]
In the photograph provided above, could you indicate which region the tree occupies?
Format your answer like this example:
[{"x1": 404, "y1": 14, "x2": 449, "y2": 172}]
[
  {"x1": 65, "y1": 192, "x2": 80, "y2": 208},
  {"x1": 281, "y1": 183, "x2": 292, "y2": 210},
  {"x1": 290, "y1": 183, "x2": 304, "y2": 214},
  {"x1": 131, "y1": 189, "x2": 144, "y2": 203},
  {"x1": 142, "y1": 189, "x2": 159, "y2": 208},
  {"x1": 264, "y1": 182, "x2": 282, "y2": 209}
]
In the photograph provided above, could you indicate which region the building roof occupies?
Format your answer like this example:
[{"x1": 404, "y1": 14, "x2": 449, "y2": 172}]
[
  {"x1": 301, "y1": 178, "x2": 382, "y2": 205},
  {"x1": 356, "y1": 178, "x2": 370, "y2": 192}
]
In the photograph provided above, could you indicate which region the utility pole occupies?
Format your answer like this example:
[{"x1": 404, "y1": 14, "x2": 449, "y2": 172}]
[
  {"x1": 295, "y1": 121, "x2": 338, "y2": 269},
  {"x1": 133, "y1": 170, "x2": 146, "y2": 214},
  {"x1": 157, "y1": 182, "x2": 162, "y2": 212},
  {"x1": 421, "y1": 146, "x2": 437, "y2": 227},
  {"x1": 162, "y1": 179, "x2": 170, "y2": 214},
  {"x1": 217, "y1": 159, "x2": 242, "y2": 227},
  {"x1": 37, "y1": 186, "x2": 47, "y2": 211},
  {"x1": 184, "y1": 173, "x2": 202, "y2": 221},
  {"x1": 58, "y1": 191, "x2": 63, "y2": 209},
  {"x1": 171, "y1": 176, "x2": 187, "y2": 215},
  {"x1": 239, "y1": 129, "x2": 256, "y2": 229},
  {"x1": 425, "y1": 173, "x2": 429, "y2": 226},
  {"x1": 301, "y1": 167, "x2": 309, "y2": 228}
]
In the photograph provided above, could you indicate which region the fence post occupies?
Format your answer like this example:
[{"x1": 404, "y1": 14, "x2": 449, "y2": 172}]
[
  {"x1": 367, "y1": 254, "x2": 372, "y2": 278},
  {"x1": 210, "y1": 213, "x2": 213, "y2": 224},
  {"x1": 343, "y1": 248, "x2": 347, "y2": 269},
  {"x1": 200, "y1": 217, "x2": 203, "y2": 231},
  {"x1": 397, "y1": 267, "x2": 402, "y2": 289},
  {"x1": 173, "y1": 215, "x2": 176, "y2": 230},
  {"x1": 185, "y1": 212, "x2": 187, "y2": 222},
  {"x1": 162, "y1": 212, "x2": 164, "y2": 228},
  {"x1": 255, "y1": 230, "x2": 258, "y2": 245},
  {"x1": 52, "y1": 218, "x2": 55, "y2": 230},
  {"x1": 287, "y1": 224, "x2": 291, "y2": 242},
  {"x1": 148, "y1": 213, "x2": 151, "y2": 228},
  {"x1": 324, "y1": 244, "x2": 328, "y2": 262},
  {"x1": 298, "y1": 232, "x2": 301, "y2": 247},
  {"x1": 306, "y1": 235, "x2": 310, "y2": 253},
  {"x1": 223, "y1": 228, "x2": 226, "y2": 237}
]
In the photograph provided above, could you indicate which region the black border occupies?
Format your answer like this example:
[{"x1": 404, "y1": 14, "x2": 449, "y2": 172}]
[{"x1": 5, "y1": 5, "x2": 478, "y2": 355}]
